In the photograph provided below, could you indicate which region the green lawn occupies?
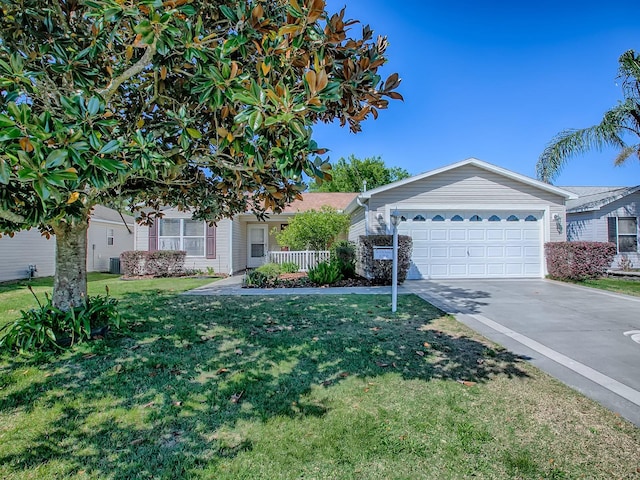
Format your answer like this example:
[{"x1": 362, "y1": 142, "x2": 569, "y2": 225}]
[
  {"x1": 0, "y1": 278, "x2": 638, "y2": 479},
  {"x1": 577, "y1": 277, "x2": 640, "y2": 297}
]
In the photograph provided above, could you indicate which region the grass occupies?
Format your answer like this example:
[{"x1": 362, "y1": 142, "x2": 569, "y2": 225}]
[
  {"x1": 0, "y1": 279, "x2": 639, "y2": 479},
  {"x1": 576, "y1": 277, "x2": 640, "y2": 297},
  {"x1": 0, "y1": 273, "x2": 214, "y2": 329}
]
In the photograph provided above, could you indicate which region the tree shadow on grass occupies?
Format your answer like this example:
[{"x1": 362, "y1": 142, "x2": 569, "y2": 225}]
[{"x1": 0, "y1": 292, "x2": 530, "y2": 478}]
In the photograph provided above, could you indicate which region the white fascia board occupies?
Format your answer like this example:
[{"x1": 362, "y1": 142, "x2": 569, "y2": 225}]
[{"x1": 360, "y1": 158, "x2": 578, "y2": 200}]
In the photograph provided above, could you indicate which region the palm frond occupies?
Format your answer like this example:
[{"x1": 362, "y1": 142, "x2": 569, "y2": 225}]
[
  {"x1": 613, "y1": 146, "x2": 636, "y2": 166},
  {"x1": 537, "y1": 105, "x2": 629, "y2": 183}
]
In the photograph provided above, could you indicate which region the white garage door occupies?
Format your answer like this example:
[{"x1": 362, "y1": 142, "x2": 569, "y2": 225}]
[{"x1": 397, "y1": 211, "x2": 543, "y2": 279}]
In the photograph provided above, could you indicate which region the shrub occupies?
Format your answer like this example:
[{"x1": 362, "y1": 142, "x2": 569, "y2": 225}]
[
  {"x1": 308, "y1": 261, "x2": 342, "y2": 286},
  {"x1": 358, "y1": 235, "x2": 413, "y2": 285},
  {"x1": 256, "y1": 262, "x2": 282, "y2": 279},
  {"x1": 0, "y1": 286, "x2": 121, "y2": 353},
  {"x1": 279, "y1": 262, "x2": 300, "y2": 274},
  {"x1": 244, "y1": 270, "x2": 270, "y2": 288},
  {"x1": 120, "y1": 251, "x2": 147, "y2": 277},
  {"x1": 545, "y1": 242, "x2": 616, "y2": 280},
  {"x1": 120, "y1": 250, "x2": 186, "y2": 277},
  {"x1": 331, "y1": 240, "x2": 356, "y2": 279}
]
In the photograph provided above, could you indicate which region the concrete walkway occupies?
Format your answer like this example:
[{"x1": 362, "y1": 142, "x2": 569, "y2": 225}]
[{"x1": 184, "y1": 274, "x2": 401, "y2": 296}]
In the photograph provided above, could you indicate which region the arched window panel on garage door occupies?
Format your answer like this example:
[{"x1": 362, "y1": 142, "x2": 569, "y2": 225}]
[
  {"x1": 525, "y1": 215, "x2": 538, "y2": 221},
  {"x1": 507, "y1": 215, "x2": 519, "y2": 222},
  {"x1": 451, "y1": 215, "x2": 464, "y2": 222},
  {"x1": 470, "y1": 215, "x2": 482, "y2": 222},
  {"x1": 432, "y1": 214, "x2": 445, "y2": 221},
  {"x1": 489, "y1": 215, "x2": 501, "y2": 222},
  {"x1": 412, "y1": 214, "x2": 426, "y2": 221}
]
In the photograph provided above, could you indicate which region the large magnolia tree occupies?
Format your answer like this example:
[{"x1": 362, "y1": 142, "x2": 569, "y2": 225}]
[
  {"x1": 0, "y1": 0, "x2": 402, "y2": 309},
  {"x1": 537, "y1": 50, "x2": 640, "y2": 183}
]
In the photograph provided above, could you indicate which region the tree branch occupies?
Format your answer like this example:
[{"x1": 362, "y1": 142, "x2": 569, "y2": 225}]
[{"x1": 97, "y1": 41, "x2": 157, "y2": 103}]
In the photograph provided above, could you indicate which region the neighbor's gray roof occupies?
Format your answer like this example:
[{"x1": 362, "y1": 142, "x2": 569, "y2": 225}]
[
  {"x1": 561, "y1": 185, "x2": 640, "y2": 213},
  {"x1": 91, "y1": 205, "x2": 135, "y2": 224}
]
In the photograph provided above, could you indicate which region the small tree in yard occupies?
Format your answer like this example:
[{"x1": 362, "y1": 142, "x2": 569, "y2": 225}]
[
  {"x1": 0, "y1": 1, "x2": 402, "y2": 311},
  {"x1": 275, "y1": 206, "x2": 349, "y2": 250}
]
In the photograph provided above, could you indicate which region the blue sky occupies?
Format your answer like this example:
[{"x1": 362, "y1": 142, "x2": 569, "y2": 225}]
[{"x1": 312, "y1": 1, "x2": 640, "y2": 186}]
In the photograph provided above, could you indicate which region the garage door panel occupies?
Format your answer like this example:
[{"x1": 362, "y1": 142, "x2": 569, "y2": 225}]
[
  {"x1": 505, "y1": 246, "x2": 523, "y2": 257},
  {"x1": 430, "y1": 264, "x2": 448, "y2": 276},
  {"x1": 430, "y1": 247, "x2": 447, "y2": 258},
  {"x1": 487, "y1": 229, "x2": 504, "y2": 240},
  {"x1": 449, "y1": 247, "x2": 467, "y2": 257},
  {"x1": 487, "y1": 246, "x2": 504, "y2": 257},
  {"x1": 430, "y1": 229, "x2": 447, "y2": 241},
  {"x1": 524, "y1": 229, "x2": 540, "y2": 240},
  {"x1": 449, "y1": 265, "x2": 468, "y2": 276},
  {"x1": 468, "y1": 230, "x2": 485, "y2": 241},
  {"x1": 524, "y1": 246, "x2": 540, "y2": 257},
  {"x1": 487, "y1": 264, "x2": 505, "y2": 275},
  {"x1": 505, "y1": 263, "x2": 524, "y2": 275},
  {"x1": 506, "y1": 229, "x2": 523, "y2": 240},
  {"x1": 449, "y1": 230, "x2": 466, "y2": 241},
  {"x1": 468, "y1": 246, "x2": 485, "y2": 257},
  {"x1": 411, "y1": 229, "x2": 428, "y2": 240}
]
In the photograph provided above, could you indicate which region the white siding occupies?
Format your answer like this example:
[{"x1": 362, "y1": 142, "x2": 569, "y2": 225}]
[
  {"x1": 232, "y1": 217, "x2": 244, "y2": 274},
  {"x1": 349, "y1": 207, "x2": 365, "y2": 242},
  {"x1": 566, "y1": 211, "x2": 598, "y2": 242},
  {"x1": 87, "y1": 220, "x2": 134, "y2": 272},
  {"x1": 0, "y1": 230, "x2": 55, "y2": 282}
]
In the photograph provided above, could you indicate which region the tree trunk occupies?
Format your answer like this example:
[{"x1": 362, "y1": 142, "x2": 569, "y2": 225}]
[{"x1": 52, "y1": 219, "x2": 89, "y2": 311}]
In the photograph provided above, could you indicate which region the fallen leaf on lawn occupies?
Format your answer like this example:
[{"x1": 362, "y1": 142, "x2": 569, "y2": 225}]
[
  {"x1": 130, "y1": 438, "x2": 144, "y2": 446},
  {"x1": 235, "y1": 349, "x2": 243, "y2": 355},
  {"x1": 339, "y1": 372, "x2": 349, "y2": 378},
  {"x1": 114, "y1": 364, "x2": 123, "y2": 373},
  {"x1": 368, "y1": 382, "x2": 376, "y2": 386},
  {"x1": 416, "y1": 351, "x2": 425, "y2": 357},
  {"x1": 364, "y1": 388, "x2": 370, "y2": 393},
  {"x1": 173, "y1": 401, "x2": 182, "y2": 407},
  {"x1": 312, "y1": 337, "x2": 319, "y2": 341},
  {"x1": 456, "y1": 380, "x2": 477, "y2": 387},
  {"x1": 375, "y1": 361, "x2": 389, "y2": 367},
  {"x1": 423, "y1": 342, "x2": 431, "y2": 348},
  {"x1": 129, "y1": 344, "x2": 141, "y2": 350},
  {"x1": 392, "y1": 362, "x2": 397, "y2": 368},
  {"x1": 154, "y1": 364, "x2": 162, "y2": 369},
  {"x1": 44, "y1": 373, "x2": 53, "y2": 378},
  {"x1": 83, "y1": 354, "x2": 96, "y2": 359},
  {"x1": 230, "y1": 391, "x2": 244, "y2": 403},
  {"x1": 370, "y1": 327, "x2": 381, "y2": 331},
  {"x1": 142, "y1": 401, "x2": 155, "y2": 408},
  {"x1": 476, "y1": 359, "x2": 484, "y2": 365},
  {"x1": 216, "y1": 368, "x2": 229, "y2": 375}
]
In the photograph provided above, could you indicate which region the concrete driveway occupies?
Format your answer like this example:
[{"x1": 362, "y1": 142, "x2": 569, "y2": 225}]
[{"x1": 403, "y1": 279, "x2": 640, "y2": 427}]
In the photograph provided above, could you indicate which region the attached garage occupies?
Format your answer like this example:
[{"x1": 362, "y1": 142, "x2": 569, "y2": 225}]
[
  {"x1": 347, "y1": 158, "x2": 576, "y2": 280},
  {"x1": 397, "y1": 211, "x2": 543, "y2": 279}
]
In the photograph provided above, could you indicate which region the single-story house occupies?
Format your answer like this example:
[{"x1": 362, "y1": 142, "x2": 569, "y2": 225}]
[
  {"x1": 134, "y1": 158, "x2": 580, "y2": 279},
  {"x1": 346, "y1": 158, "x2": 576, "y2": 279},
  {"x1": 562, "y1": 185, "x2": 640, "y2": 268},
  {"x1": 0, "y1": 205, "x2": 134, "y2": 282},
  {"x1": 133, "y1": 193, "x2": 358, "y2": 275}
]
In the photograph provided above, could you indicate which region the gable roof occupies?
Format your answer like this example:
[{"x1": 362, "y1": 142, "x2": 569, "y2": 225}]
[
  {"x1": 561, "y1": 185, "x2": 640, "y2": 213},
  {"x1": 280, "y1": 192, "x2": 358, "y2": 214},
  {"x1": 346, "y1": 158, "x2": 576, "y2": 212}
]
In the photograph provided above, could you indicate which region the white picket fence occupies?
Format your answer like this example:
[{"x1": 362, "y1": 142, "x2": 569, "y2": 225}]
[{"x1": 267, "y1": 250, "x2": 330, "y2": 271}]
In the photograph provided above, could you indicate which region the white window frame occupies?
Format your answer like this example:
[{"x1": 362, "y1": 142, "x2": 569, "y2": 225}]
[
  {"x1": 610, "y1": 217, "x2": 638, "y2": 253},
  {"x1": 158, "y1": 218, "x2": 206, "y2": 257},
  {"x1": 107, "y1": 228, "x2": 114, "y2": 246}
]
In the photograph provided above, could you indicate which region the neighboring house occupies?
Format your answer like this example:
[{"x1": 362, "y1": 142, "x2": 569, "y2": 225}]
[
  {"x1": 346, "y1": 158, "x2": 575, "y2": 279},
  {"x1": 133, "y1": 193, "x2": 357, "y2": 274},
  {"x1": 0, "y1": 205, "x2": 134, "y2": 282},
  {"x1": 562, "y1": 185, "x2": 640, "y2": 268}
]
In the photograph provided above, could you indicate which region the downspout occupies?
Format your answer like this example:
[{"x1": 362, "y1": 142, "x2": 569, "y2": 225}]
[
  {"x1": 356, "y1": 197, "x2": 369, "y2": 236},
  {"x1": 229, "y1": 218, "x2": 234, "y2": 276}
]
